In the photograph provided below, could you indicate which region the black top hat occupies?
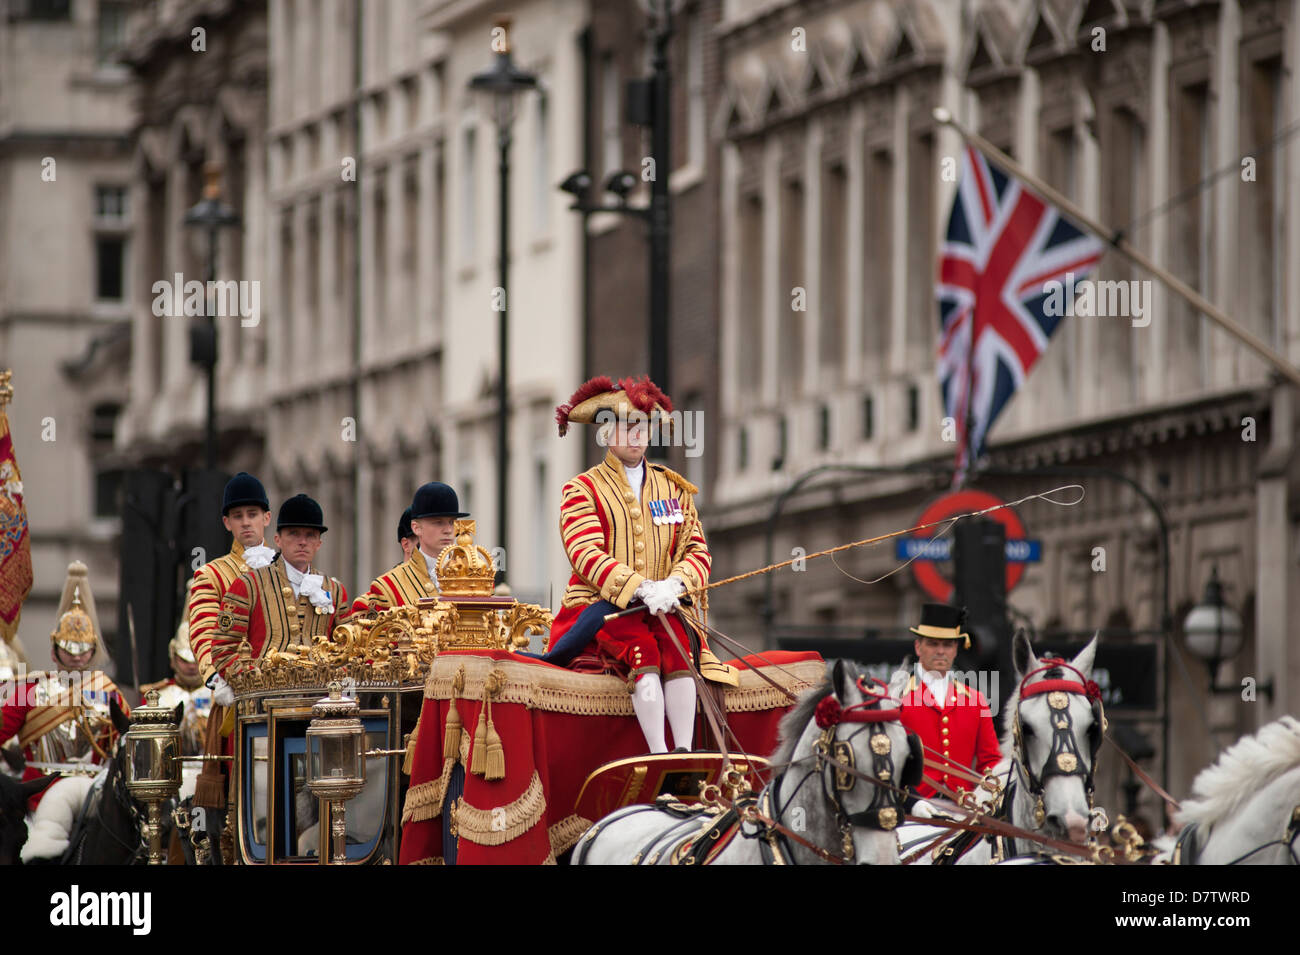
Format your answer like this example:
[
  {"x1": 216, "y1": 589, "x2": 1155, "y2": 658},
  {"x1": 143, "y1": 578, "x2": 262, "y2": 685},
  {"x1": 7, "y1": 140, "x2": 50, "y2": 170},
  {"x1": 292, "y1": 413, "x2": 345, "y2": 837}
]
[
  {"x1": 222, "y1": 472, "x2": 270, "y2": 515},
  {"x1": 277, "y1": 493, "x2": 327, "y2": 532},
  {"x1": 909, "y1": 603, "x2": 970, "y2": 647},
  {"x1": 397, "y1": 507, "x2": 415, "y2": 543},
  {"x1": 411, "y1": 482, "x2": 469, "y2": 520}
]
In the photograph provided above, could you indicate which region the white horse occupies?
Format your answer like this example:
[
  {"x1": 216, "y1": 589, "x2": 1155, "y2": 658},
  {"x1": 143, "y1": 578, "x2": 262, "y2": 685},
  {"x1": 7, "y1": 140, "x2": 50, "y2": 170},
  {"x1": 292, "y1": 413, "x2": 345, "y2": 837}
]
[
  {"x1": 899, "y1": 633, "x2": 1104, "y2": 865},
  {"x1": 1171, "y1": 715, "x2": 1300, "y2": 865},
  {"x1": 573, "y1": 660, "x2": 923, "y2": 865}
]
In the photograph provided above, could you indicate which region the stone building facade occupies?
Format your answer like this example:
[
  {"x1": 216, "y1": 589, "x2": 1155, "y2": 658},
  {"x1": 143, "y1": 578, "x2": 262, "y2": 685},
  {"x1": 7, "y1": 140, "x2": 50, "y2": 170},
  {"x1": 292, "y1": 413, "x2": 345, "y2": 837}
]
[
  {"x1": 704, "y1": 0, "x2": 1300, "y2": 812},
  {"x1": 0, "y1": 0, "x2": 135, "y2": 662}
]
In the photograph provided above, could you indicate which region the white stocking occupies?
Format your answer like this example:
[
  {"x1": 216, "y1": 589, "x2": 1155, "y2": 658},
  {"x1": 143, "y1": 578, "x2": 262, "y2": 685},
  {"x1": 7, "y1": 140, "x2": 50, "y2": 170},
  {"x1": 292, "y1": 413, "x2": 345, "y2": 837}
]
[
  {"x1": 631, "y1": 673, "x2": 668, "y2": 754},
  {"x1": 664, "y1": 677, "x2": 697, "y2": 752}
]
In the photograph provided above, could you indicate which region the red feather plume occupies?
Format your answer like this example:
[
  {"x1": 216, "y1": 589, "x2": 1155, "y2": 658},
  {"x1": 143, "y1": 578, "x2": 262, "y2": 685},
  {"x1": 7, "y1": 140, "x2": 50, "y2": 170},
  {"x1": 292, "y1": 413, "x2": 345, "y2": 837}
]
[
  {"x1": 555, "y1": 375, "x2": 615, "y2": 436},
  {"x1": 619, "y1": 376, "x2": 673, "y2": 415}
]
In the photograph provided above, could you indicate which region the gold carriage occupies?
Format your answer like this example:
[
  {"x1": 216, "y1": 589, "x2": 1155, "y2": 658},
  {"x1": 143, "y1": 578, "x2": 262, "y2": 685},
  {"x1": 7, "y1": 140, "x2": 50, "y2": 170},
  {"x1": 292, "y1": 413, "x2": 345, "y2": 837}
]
[{"x1": 222, "y1": 520, "x2": 551, "y2": 865}]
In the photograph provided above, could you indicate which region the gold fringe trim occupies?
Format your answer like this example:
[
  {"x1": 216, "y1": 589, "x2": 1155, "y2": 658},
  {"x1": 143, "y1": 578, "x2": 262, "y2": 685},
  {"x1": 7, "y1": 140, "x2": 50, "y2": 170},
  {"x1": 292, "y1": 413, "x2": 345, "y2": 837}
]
[
  {"x1": 451, "y1": 771, "x2": 547, "y2": 847},
  {"x1": 401, "y1": 756, "x2": 455, "y2": 825},
  {"x1": 424, "y1": 654, "x2": 823, "y2": 716},
  {"x1": 408, "y1": 856, "x2": 445, "y2": 865},
  {"x1": 401, "y1": 720, "x2": 473, "y2": 825},
  {"x1": 548, "y1": 814, "x2": 594, "y2": 855}
]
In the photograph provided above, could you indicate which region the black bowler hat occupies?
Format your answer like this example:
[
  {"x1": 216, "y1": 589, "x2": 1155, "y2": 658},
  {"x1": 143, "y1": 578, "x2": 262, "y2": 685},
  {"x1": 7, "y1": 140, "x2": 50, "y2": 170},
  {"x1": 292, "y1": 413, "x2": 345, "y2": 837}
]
[
  {"x1": 277, "y1": 493, "x2": 328, "y2": 532},
  {"x1": 222, "y1": 472, "x2": 270, "y2": 515},
  {"x1": 411, "y1": 482, "x2": 469, "y2": 520},
  {"x1": 397, "y1": 507, "x2": 415, "y2": 543},
  {"x1": 909, "y1": 603, "x2": 970, "y2": 649}
]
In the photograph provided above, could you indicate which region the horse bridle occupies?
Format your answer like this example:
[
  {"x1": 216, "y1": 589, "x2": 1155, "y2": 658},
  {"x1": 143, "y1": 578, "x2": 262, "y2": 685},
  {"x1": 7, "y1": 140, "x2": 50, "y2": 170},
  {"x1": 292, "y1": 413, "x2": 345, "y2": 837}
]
[
  {"x1": 1013, "y1": 659, "x2": 1105, "y2": 829},
  {"x1": 780, "y1": 676, "x2": 924, "y2": 859}
]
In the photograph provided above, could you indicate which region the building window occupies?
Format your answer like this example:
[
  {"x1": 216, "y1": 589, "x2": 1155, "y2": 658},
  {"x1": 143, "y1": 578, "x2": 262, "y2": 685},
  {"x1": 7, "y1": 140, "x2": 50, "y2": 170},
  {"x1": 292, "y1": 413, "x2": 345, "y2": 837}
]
[
  {"x1": 863, "y1": 148, "x2": 892, "y2": 368},
  {"x1": 772, "y1": 416, "x2": 788, "y2": 471},
  {"x1": 862, "y1": 395, "x2": 874, "y2": 441},
  {"x1": 685, "y1": 10, "x2": 706, "y2": 169},
  {"x1": 906, "y1": 384, "x2": 919, "y2": 432},
  {"x1": 96, "y1": 237, "x2": 125, "y2": 302},
  {"x1": 820, "y1": 161, "x2": 846, "y2": 376},
  {"x1": 905, "y1": 132, "x2": 935, "y2": 352},
  {"x1": 817, "y1": 404, "x2": 831, "y2": 451},
  {"x1": 96, "y1": 2, "x2": 129, "y2": 65},
  {"x1": 95, "y1": 185, "x2": 128, "y2": 223},
  {"x1": 737, "y1": 193, "x2": 763, "y2": 396},
  {"x1": 91, "y1": 403, "x2": 122, "y2": 519},
  {"x1": 738, "y1": 426, "x2": 749, "y2": 471},
  {"x1": 460, "y1": 127, "x2": 477, "y2": 261},
  {"x1": 373, "y1": 170, "x2": 388, "y2": 328},
  {"x1": 601, "y1": 55, "x2": 621, "y2": 181},
  {"x1": 534, "y1": 93, "x2": 550, "y2": 233},
  {"x1": 779, "y1": 178, "x2": 805, "y2": 398},
  {"x1": 24, "y1": 0, "x2": 71, "y2": 21},
  {"x1": 94, "y1": 185, "x2": 128, "y2": 304},
  {"x1": 1171, "y1": 79, "x2": 1211, "y2": 372}
]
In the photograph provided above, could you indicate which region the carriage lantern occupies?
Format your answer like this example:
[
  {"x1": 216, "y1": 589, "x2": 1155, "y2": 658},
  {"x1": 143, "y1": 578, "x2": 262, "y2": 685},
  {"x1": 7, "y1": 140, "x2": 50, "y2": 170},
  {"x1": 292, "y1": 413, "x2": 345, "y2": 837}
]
[
  {"x1": 123, "y1": 688, "x2": 183, "y2": 865},
  {"x1": 306, "y1": 681, "x2": 366, "y2": 864}
]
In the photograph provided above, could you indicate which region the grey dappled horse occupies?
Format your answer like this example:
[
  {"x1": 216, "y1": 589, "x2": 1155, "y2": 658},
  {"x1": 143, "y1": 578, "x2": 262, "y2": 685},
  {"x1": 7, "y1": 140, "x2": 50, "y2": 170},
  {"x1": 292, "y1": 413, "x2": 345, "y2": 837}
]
[
  {"x1": 1171, "y1": 715, "x2": 1300, "y2": 865},
  {"x1": 573, "y1": 660, "x2": 923, "y2": 865}
]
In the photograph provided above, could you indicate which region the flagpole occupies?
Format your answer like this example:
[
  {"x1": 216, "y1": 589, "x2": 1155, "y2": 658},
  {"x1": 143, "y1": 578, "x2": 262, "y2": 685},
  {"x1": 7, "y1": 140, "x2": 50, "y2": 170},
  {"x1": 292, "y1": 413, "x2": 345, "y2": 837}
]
[{"x1": 932, "y1": 108, "x2": 1300, "y2": 390}]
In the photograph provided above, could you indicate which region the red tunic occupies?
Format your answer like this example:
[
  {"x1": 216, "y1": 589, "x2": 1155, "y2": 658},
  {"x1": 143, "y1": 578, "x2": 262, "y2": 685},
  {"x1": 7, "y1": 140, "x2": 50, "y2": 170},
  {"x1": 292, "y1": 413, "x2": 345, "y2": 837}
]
[
  {"x1": 209, "y1": 560, "x2": 348, "y2": 676},
  {"x1": 897, "y1": 674, "x2": 1002, "y2": 799}
]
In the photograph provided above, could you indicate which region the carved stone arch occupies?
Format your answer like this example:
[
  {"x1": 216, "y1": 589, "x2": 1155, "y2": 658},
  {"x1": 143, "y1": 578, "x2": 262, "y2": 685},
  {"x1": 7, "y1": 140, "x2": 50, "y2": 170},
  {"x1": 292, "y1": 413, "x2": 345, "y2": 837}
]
[
  {"x1": 1022, "y1": 0, "x2": 1073, "y2": 67},
  {"x1": 962, "y1": 1, "x2": 1021, "y2": 87},
  {"x1": 216, "y1": 85, "x2": 262, "y2": 138},
  {"x1": 852, "y1": 0, "x2": 896, "y2": 75},
  {"x1": 728, "y1": 52, "x2": 767, "y2": 125},
  {"x1": 803, "y1": 44, "x2": 836, "y2": 98},
  {"x1": 896, "y1": 0, "x2": 947, "y2": 63},
  {"x1": 135, "y1": 127, "x2": 170, "y2": 183},
  {"x1": 762, "y1": 70, "x2": 790, "y2": 120},
  {"x1": 714, "y1": 90, "x2": 745, "y2": 141},
  {"x1": 167, "y1": 106, "x2": 209, "y2": 169}
]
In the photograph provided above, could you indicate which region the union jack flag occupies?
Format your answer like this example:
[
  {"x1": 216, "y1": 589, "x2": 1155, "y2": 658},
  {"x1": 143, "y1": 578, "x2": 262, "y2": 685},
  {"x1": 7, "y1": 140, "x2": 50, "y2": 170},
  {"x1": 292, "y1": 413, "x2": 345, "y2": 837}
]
[{"x1": 936, "y1": 146, "x2": 1103, "y2": 483}]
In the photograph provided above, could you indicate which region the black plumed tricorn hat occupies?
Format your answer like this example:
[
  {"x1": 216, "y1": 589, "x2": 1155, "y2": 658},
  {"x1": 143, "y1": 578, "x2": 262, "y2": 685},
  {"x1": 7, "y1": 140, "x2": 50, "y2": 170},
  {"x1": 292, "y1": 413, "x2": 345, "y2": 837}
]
[
  {"x1": 411, "y1": 482, "x2": 469, "y2": 520},
  {"x1": 277, "y1": 493, "x2": 327, "y2": 532},
  {"x1": 222, "y1": 472, "x2": 270, "y2": 515}
]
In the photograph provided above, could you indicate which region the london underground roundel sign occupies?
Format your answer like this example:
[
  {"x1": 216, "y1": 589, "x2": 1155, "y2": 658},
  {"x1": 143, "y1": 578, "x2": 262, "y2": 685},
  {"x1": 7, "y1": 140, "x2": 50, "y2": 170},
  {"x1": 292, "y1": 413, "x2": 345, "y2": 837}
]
[{"x1": 903, "y1": 490, "x2": 1032, "y2": 602}]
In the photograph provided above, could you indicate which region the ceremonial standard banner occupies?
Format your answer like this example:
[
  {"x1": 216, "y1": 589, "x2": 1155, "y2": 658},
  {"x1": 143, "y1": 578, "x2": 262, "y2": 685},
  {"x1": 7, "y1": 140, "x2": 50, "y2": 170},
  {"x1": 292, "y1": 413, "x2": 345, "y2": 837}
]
[{"x1": 0, "y1": 371, "x2": 33, "y2": 644}]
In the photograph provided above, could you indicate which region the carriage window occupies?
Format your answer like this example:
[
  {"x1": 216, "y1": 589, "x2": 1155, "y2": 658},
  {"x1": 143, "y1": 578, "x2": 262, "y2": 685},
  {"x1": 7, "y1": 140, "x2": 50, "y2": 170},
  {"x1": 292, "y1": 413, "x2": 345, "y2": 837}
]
[
  {"x1": 343, "y1": 723, "x2": 390, "y2": 859},
  {"x1": 292, "y1": 718, "x2": 389, "y2": 862},
  {"x1": 243, "y1": 728, "x2": 269, "y2": 861},
  {"x1": 281, "y1": 736, "x2": 319, "y2": 858}
]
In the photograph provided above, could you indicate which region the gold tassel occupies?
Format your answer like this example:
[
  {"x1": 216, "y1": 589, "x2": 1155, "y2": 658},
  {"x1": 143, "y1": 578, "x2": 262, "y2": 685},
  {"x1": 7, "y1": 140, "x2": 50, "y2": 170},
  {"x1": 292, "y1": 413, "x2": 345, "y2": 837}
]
[
  {"x1": 402, "y1": 719, "x2": 420, "y2": 776},
  {"x1": 483, "y1": 695, "x2": 505, "y2": 781},
  {"x1": 474, "y1": 669, "x2": 507, "y2": 780},
  {"x1": 469, "y1": 699, "x2": 488, "y2": 775},
  {"x1": 443, "y1": 666, "x2": 465, "y2": 758}
]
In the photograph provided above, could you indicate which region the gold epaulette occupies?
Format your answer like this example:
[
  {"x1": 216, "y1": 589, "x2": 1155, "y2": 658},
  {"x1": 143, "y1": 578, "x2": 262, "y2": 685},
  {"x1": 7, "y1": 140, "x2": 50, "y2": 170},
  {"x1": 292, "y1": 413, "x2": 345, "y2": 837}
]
[
  {"x1": 141, "y1": 678, "x2": 170, "y2": 695},
  {"x1": 651, "y1": 464, "x2": 698, "y2": 497}
]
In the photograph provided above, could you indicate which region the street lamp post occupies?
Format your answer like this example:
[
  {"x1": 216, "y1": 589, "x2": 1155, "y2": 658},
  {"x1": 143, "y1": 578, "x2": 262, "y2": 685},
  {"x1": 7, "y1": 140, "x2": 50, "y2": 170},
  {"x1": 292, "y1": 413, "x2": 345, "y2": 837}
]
[
  {"x1": 645, "y1": 0, "x2": 674, "y2": 401},
  {"x1": 183, "y1": 162, "x2": 241, "y2": 470},
  {"x1": 470, "y1": 17, "x2": 537, "y2": 585}
]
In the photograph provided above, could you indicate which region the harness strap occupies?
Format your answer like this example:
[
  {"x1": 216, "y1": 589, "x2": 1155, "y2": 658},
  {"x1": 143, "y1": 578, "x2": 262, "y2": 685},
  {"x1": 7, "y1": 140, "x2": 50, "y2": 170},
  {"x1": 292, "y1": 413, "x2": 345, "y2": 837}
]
[{"x1": 1105, "y1": 735, "x2": 1181, "y2": 815}]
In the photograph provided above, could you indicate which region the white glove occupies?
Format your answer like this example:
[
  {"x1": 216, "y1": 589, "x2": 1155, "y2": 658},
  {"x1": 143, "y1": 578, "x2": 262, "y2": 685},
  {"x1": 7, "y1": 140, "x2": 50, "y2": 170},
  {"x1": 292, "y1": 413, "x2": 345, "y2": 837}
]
[
  {"x1": 912, "y1": 799, "x2": 938, "y2": 820},
  {"x1": 211, "y1": 675, "x2": 235, "y2": 708},
  {"x1": 633, "y1": 579, "x2": 656, "y2": 604},
  {"x1": 299, "y1": 573, "x2": 335, "y2": 613},
  {"x1": 643, "y1": 579, "x2": 683, "y2": 616},
  {"x1": 243, "y1": 544, "x2": 276, "y2": 569}
]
